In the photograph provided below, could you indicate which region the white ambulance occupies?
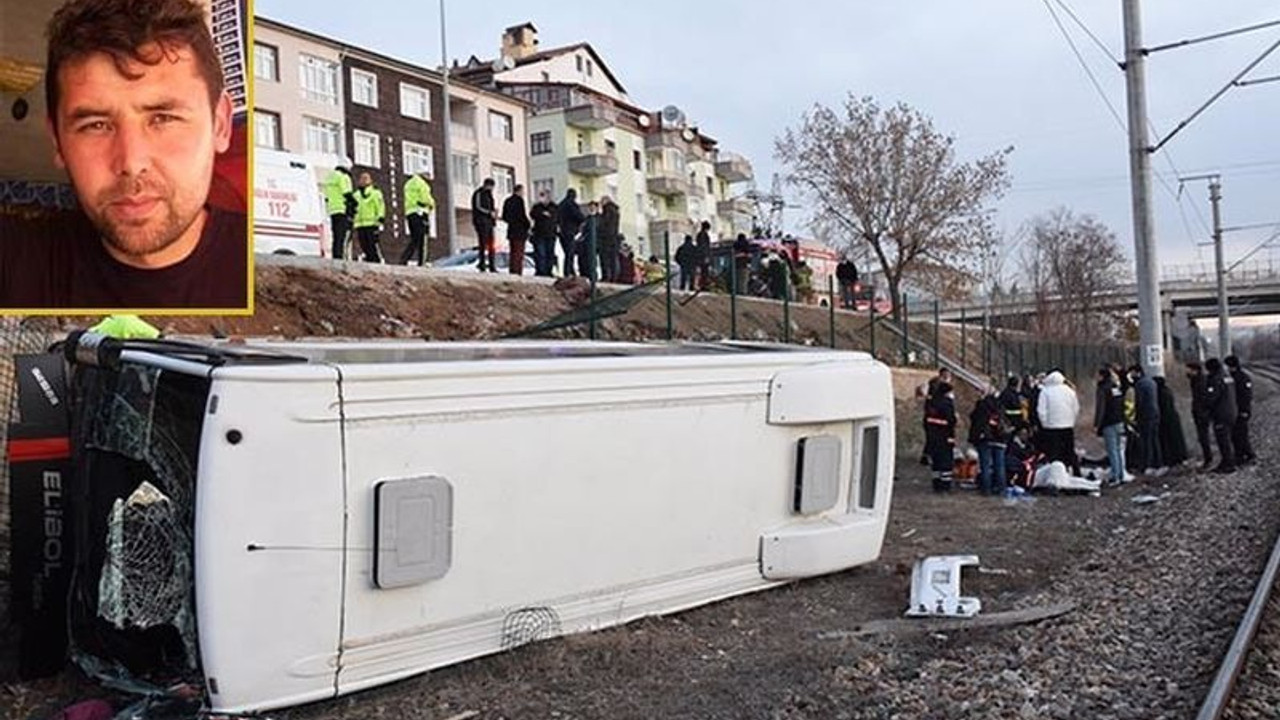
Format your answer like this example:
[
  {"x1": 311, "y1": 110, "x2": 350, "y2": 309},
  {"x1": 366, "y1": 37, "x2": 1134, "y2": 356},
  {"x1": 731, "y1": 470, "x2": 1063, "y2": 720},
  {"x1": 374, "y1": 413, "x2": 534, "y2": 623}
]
[{"x1": 253, "y1": 148, "x2": 327, "y2": 257}]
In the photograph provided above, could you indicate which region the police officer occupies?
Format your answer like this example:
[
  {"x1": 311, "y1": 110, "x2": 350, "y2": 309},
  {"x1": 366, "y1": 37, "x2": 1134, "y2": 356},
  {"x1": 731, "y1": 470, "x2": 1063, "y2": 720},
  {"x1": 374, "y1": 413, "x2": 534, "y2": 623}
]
[
  {"x1": 1186, "y1": 361, "x2": 1213, "y2": 469},
  {"x1": 352, "y1": 172, "x2": 386, "y2": 263},
  {"x1": 1204, "y1": 357, "x2": 1238, "y2": 474},
  {"x1": 323, "y1": 165, "x2": 356, "y2": 260},
  {"x1": 400, "y1": 171, "x2": 435, "y2": 266},
  {"x1": 1224, "y1": 355, "x2": 1256, "y2": 465}
]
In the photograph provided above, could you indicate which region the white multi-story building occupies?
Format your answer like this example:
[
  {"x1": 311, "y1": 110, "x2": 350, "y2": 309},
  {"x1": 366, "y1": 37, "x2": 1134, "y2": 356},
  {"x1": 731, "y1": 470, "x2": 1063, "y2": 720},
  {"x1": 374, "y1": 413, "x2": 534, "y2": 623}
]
[{"x1": 457, "y1": 23, "x2": 756, "y2": 258}]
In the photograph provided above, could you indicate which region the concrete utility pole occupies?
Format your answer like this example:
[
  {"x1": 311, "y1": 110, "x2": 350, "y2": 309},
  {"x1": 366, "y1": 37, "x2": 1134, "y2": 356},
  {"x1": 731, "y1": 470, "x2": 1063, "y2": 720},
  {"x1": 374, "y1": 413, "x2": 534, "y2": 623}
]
[
  {"x1": 1122, "y1": 0, "x2": 1166, "y2": 377},
  {"x1": 1209, "y1": 178, "x2": 1231, "y2": 356},
  {"x1": 440, "y1": 0, "x2": 459, "y2": 255}
]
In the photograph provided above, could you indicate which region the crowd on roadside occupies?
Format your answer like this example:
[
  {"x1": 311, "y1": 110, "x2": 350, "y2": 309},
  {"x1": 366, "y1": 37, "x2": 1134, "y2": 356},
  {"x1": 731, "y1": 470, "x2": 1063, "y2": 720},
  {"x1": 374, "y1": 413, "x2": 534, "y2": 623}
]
[
  {"x1": 322, "y1": 165, "x2": 671, "y2": 284},
  {"x1": 919, "y1": 356, "x2": 1255, "y2": 496}
]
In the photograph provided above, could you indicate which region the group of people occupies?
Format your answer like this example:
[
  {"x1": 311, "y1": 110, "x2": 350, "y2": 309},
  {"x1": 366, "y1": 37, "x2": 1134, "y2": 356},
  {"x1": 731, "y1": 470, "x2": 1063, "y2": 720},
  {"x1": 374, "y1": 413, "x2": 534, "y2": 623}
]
[
  {"x1": 491, "y1": 185, "x2": 631, "y2": 280},
  {"x1": 324, "y1": 167, "x2": 650, "y2": 281},
  {"x1": 919, "y1": 356, "x2": 1255, "y2": 496}
]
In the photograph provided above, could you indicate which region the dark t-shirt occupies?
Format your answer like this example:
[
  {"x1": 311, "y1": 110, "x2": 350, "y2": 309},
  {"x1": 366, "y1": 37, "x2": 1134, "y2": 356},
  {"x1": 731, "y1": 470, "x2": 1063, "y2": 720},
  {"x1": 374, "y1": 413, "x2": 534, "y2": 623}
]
[{"x1": 0, "y1": 207, "x2": 248, "y2": 310}]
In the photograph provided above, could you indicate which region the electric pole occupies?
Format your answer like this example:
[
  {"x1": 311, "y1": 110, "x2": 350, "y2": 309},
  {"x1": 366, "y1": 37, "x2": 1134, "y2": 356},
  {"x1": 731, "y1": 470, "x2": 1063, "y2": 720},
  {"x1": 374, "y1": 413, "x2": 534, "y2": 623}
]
[
  {"x1": 440, "y1": 0, "x2": 459, "y2": 255},
  {"x1": 1122, "y1": 0, "x2": 1166, "y2": 377},
  {"x1": 1209, "y1": 178, "x2": 1230, "y2": 356}
]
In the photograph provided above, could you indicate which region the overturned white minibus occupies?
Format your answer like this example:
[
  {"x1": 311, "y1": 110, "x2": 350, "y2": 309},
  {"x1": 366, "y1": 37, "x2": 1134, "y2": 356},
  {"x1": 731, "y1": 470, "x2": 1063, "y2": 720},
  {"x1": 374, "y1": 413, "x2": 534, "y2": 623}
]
[{"x1": 10, "y1": 334, "x2": 895, "y2": 713}]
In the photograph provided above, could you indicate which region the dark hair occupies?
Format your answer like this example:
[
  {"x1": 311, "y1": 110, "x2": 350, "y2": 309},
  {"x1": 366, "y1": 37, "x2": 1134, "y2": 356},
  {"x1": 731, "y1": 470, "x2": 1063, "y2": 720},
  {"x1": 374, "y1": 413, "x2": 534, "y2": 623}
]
[
  {"x1": 46, "y1": 0, "x2": 224, "y2": 128},
  {"x1": 1224, "y1": 355, "x2": 1240, "y2": 369},
  {"x1": 701, "y1": 221, "x2": 711, "y2": 230},
  {"x1": 1006, "y1": 374, "x2": 1020, "y2": 387},
  {"x1": 1127, "y1": 364, "x2": 1143, "y2": 376},
  {"x1": 513, "y1": 184, "x2": 524, "y2": 192},
  {"x1": 1205, "y1": 358, "x2": 1222, "y2": 373},
  {"x1": 483, "y1": 178, "x2": 495, "y2": 187}
]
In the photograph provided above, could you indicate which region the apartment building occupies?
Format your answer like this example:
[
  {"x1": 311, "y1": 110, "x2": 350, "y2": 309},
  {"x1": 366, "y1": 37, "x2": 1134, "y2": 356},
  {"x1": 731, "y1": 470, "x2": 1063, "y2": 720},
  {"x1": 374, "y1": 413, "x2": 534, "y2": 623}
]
[
  {"x1": 458, "y1": 23, "x2": 756, "y2": 258},
  {"x1": 252, "y1": 17, "x2": 528, "y2": 259}
]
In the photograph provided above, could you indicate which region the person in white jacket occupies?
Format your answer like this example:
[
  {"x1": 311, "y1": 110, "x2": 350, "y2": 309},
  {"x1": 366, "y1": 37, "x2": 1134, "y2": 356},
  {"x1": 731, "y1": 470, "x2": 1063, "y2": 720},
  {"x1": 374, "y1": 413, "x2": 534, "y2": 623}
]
[{"x1": 1036, "y1": 370, "x2": 1081, "y2": 475}]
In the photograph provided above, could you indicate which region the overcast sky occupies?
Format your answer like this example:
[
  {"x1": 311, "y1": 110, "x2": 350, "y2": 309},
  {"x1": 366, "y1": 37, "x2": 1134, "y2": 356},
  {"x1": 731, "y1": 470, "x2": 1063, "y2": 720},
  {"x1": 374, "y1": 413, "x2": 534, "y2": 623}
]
[{"x1": 256, "y1": 0, "x2": 1280, "y2": 277}]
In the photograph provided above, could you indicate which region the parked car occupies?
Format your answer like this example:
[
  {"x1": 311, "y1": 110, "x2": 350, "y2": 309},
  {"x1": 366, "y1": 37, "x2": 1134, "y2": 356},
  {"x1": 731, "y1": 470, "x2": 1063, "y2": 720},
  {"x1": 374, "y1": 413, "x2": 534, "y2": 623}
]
[{"x1": 431, "y1": 248, "x2": 537, "y2": 274}]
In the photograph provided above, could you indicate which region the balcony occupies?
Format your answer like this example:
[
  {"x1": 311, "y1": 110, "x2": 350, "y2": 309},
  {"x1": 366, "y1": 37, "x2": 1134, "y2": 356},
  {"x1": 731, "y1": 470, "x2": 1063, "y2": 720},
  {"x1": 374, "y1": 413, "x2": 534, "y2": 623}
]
[
  {"x1": 450, "y1": 121, "x2": 477, "y2": 143},
  {"x1": 717, "y1": 197, "x2": 755, "y2": 216},
  {"x1": 565, "y1": 102, "x2": 617, "y2": 130},
  {"x1": 715, "y1": 153, "x2": 754, "y2": 183},
  {"x1": 568, "y1": 153, "x2": 619, "y2": 177},
  {"x1": 645, "y1": 130, "x2": 688, "y2": 151},
  {"x1": 647, "y1": 173, "x2": 689, "y2": 197}
]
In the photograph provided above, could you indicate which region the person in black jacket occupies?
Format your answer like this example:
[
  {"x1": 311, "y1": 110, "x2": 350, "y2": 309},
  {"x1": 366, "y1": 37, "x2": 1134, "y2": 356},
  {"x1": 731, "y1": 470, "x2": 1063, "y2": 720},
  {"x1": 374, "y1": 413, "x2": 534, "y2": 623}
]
[
  {"x1": 695, "y1": 221, "x2": 713, "y2": 289},
  {"x1": 1186, "y1": 362, "x2": 1214, "y2": 468},
  {"x1": 998, "y1": 375, "x2": 1026, "y2": 431},
  {"x1": 674, "y1": 235, "x2": 697, "y2": 291},
  {"x1": 1204, "y1": 357, "x2": 1238, "y2": 473},
  {"x1": 1224, "y1": 355, "x2": 1256, "y2": 465},
  {"x1": 1094, "y1": 366, "x2": 1126, "y2": 485},
  {"x1": 470, "y1": 178, "x2": 498, "y2": 272},
  {"x1": 1155, "y1": 376, "x2": 1189, "y2": 467},
  {"x1": 968, "y1": 387, "x2": 1008, "y2": 496},
  {"x1": 925, "y1": 382, "x2": 958, "y2": 492},
  {"x1": 1129, "y1": 364, "x2": 1163, "y2": 474},
  {"x1": 529, "y1": 190, "x2": 559, "y2": 277},
  {"x1": 501, "y1": 185, "x2": 531, "y2": 276},
  {"x1": 835, "y1": 256, "x2": 859, "y2": 309},
  {"x1": 557, "y1": 189, "x2": 586, "y2": 277},
  {"x1": 598, "y1": 197, "x2": 621, "y2": 282}
]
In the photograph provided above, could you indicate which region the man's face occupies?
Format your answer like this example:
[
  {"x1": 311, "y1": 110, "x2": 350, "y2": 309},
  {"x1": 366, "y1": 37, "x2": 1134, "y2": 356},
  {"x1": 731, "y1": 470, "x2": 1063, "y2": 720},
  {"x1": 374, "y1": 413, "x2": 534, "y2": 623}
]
[
  {"x1": 49, "y1": 43, "x2": 231, "y2": 266},
  {"x1": 359, "y1": 173, "x2": 371, "y2": 188}
]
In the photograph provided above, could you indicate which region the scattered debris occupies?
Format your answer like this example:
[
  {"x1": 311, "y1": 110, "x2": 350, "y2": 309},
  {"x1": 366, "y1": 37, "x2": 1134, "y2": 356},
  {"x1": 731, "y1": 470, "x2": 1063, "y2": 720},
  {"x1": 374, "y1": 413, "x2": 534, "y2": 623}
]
[
  {"x1": 900, "y1": 528, "x2": 918, "y2": 539},
  {"x1": 820, "y1": 602, "x2": 1077, "y2": 640},
  {"x1": 978, "y1": 567, "x2": 1011, "y2": 576},
  {"x1": 1132, "y1": 494, "x2": 1162, "y2": 505},
  {"x1": 905, "y1": 555, "x2": 982, "y2": 618}
]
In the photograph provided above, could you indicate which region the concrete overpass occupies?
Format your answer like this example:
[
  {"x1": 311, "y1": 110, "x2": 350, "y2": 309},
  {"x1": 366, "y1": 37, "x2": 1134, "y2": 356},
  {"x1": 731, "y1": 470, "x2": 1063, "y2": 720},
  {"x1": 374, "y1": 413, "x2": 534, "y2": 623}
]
[{"x1": 933, "y1": 261, "x2": 1280, "y2": 325}]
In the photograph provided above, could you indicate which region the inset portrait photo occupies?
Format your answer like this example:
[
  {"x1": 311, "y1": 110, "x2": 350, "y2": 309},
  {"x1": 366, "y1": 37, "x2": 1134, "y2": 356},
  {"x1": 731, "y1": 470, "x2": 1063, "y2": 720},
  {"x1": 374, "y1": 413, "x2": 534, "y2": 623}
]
[{"x1": 0, "y1": 0, "x2": 250, "y2": 312}]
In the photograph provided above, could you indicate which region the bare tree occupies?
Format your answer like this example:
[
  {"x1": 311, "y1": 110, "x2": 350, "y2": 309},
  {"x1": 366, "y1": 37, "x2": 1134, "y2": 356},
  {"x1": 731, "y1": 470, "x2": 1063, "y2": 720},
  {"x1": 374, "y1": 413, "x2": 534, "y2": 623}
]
[
  {"x1": 776, "y1": 95, "x2": 1011, "y2": 322},
  {"x1": 1017, "y1": 207, "x2": 1129, "y2": 340}
]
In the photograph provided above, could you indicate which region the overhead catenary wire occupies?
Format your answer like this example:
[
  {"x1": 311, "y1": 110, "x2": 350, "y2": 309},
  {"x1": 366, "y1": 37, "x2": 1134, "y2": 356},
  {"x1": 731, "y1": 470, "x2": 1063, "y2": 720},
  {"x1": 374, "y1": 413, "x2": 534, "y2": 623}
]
[
  {"x1": 1053, "y1": 0, "x2": 1120, "y2": 64},
  {"x1": 1236, "y1": 73, "x2": 1280, "y2": 87},
  {"x1": 1146, "y1": 18, "x2": 1280, "y2": 55},
  {"x1": 1037, "y1": 0, "x2": 1213, "y2": 254},
  {"x1": 1150, "y1": 36, "x2": 1280, "y2": 153}
]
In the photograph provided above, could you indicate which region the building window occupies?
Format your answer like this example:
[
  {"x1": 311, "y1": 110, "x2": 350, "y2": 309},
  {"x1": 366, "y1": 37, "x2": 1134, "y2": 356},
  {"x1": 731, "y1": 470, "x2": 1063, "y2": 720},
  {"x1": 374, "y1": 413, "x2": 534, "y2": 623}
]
[
  {"x1": 400, "y1": 83, "x2": 431, "y2": 121},
  {"x1": 586, "y1": 59, "x2": 594, "y2": 77},
  {"x1": 253, "y1": 109, "x2": 281, "y2": 149},
  {"x1": 402, "y1": 141, "x2": 434, "y2": 177},
  {"x1": 492, "y1": 163, "x2": 516, "y2": 197},
  {"x1": 576, "y1": 55, "x2": 583, "y2": 72},
  {"x1": 577, "y1": 133, "x2": 587, "y2": 155},
  {"x1": 299, "y1": 54, "x2": 338, "y2": 105},
  {"x1": 354, "y1": 129, "x2": 381, "y2": 168},
  {"x1": 605, "y1": 139, "x2": 616, "y2": 154},
  {"x1": 452, "y1": 153, "x2": 478, "y2": 188},
  {"x1": 253, "y1": 43, "x2": 278, "y2": 82},
  {"x1": 533, "y1": 178, "x2": 555, "y2": 199},
  {"x1": 303, "y1": 116, "x2": 341, "y2": 155},
  {"x1": 488, "y1": 111, "x2": 514, "y2": 142},
  {"x1": 706, "y1": 176, "x2": 714, "y2": 194},
  {"x1": 633, "y1": 150, "x2": 642, "y2": 171},
  {"x1": 530, "y1": 131, "x2": 553, "y2": 156},
  {"x1": 350, "y1": 68, "x2": 378, "y2": 107}
]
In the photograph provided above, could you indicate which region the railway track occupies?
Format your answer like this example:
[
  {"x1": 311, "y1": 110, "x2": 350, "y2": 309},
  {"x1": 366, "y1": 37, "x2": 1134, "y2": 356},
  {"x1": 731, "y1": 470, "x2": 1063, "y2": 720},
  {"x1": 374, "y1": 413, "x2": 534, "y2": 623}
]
[{"x1": 1198, "y1": 361, "x2": 1280, "y2": 719}]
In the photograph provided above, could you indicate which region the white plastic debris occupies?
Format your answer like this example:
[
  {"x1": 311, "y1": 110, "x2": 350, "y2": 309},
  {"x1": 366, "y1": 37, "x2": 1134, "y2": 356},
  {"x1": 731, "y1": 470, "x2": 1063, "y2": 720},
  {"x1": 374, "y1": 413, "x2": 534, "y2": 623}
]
[{"x1": 906, "y1": 555, "x2": 982, "y2": 618}]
